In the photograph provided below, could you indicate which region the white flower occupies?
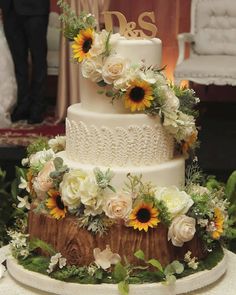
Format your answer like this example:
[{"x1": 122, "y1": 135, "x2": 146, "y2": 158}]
[
  {"x1": 93, "y1": 245, "x2": 121, "y2": 270},
  {"x1": 29, "y1": 149, "x2": 55, "y2": 168},
  {"x1": 155, "y1": 186, "x2": 194, "y2": 218},
  {"x1": 90, "y1": 30, "x2": 108, "y2": 57},
  {"x1": 103, "y1": 192, "x2": 133, "y2": 220},
  {"x1": 113, "y1": 64, "x2": 140, "y2": 90},
  {"x1": 159, "y1": 85, "x2": 180, "y2": 111},
  {"x1": 47, "y1": 253, "x2": 67, "y2": 274},
  {"x1": 17, "y1": 195, "x2": 30, "y2": 210},
  {"x1": 60, "y1": 169, "x2": 84, "y2": 210},
  {"x1": 188, "y1": 184, "x2": 210, "y2": 196},
  {"x1": 138, "y1": 69, "x2": 162, "y2": 84},
  {"x1": 102, "y1": 55, "x2": 129, "y2": 85},
  {"x1": 168, "y1": 215, "x2": 196, "y2": 247},
  {"x1": 79, "y1": 173, "x2": 104, "y2": 216},
  {"x1": 48, "y1": 136, "x2": 66, "y2": 153},
  {"x1": 0, "y1": 264, "x2": 6, "y2": 279},
  {"x1": 18, "y1": 176, "x2": 30, "y2": 193},
  {"x1": 184, "y1": 251, "x2": 199, "y2": 270},
  {"x1": 81, "y1": 57, "x2": 103, "y2": 82},
  {"x1": 21, "y1": 158, "x2": 29, "y2": 166}
]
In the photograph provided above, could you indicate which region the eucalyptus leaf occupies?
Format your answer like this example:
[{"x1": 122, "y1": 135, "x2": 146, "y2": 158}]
[
  {"x1": 134, "y1": 249, "x2": 145, "y2": 261},
  {"x1": 170, "y1": 261, "x2": 184, "y2": 274},
  {"x1": 164, "y1": 274, "x2": 176, "y2": 285},
  {"x1": 118, "y1": 281, "x2": 129, "y2": 295},
  {"x1": 147, "y1": 258, "x2": 163, "y2": 272},
  {"x1": 113, "y1": 262, "x2": 127, "y2": 282},
  {"x1": 97, "y1": 80, "x2": 107, "y2": 87},
  {"x1": 54, "y1": 157, "x2": 64, "y2": 170}
]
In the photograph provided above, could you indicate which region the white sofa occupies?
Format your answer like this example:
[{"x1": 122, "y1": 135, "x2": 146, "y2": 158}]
[{"x1": 174, "y1": 0, "x2": 236, "y2": 86}]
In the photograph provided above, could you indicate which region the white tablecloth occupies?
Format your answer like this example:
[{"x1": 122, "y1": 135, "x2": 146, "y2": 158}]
[{"x1": 1, "y1": 246, "x2": 236, "y2": 295}]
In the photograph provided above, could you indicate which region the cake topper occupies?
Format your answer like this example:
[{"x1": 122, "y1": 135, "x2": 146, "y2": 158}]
[{"x1": 103, "y1": 11, "x2": 158, "y2": 39}]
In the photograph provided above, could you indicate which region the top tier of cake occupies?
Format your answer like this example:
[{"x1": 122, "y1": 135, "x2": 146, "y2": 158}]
[{"x1": 79, "y1": 37, "x2": 162, "y2": 114}]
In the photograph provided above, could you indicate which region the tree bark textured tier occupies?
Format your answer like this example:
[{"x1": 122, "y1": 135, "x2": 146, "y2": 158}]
[{"x1": 28, "y1": 210, "x2": 205, "y2": 266}]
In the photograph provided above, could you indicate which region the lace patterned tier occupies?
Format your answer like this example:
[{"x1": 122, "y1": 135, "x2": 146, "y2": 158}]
[{"x1": 65, "y1": 104, "x2": 174, "y2": 167}]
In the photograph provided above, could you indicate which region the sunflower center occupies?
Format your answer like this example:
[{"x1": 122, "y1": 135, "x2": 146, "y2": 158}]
[
  {"x1": 130, "y1": 86, "x2": 145, "y2": 102},
  {"x1": 137, "y1": 208, "x2": 151, "y2": 223},
  {"x1": 56, "y1": 196, "x2": 65, "y2": 210},
  {"x1": 82, "y1": 38, "x2": 93, "y2": 53}
]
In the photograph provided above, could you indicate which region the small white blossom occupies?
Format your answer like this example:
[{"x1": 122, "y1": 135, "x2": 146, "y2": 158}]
[
  {"x1": 48, "y1": 136, "x2": 66, "y2": 153},
  {"x1": 197, "y1": 218, "x2": 209, "y2": 228},
  {"x1": 184, "y1": 251, "x2": 199, "y2": 270},
  {"x1": 17, "y1": 195, "x2": 31, "y2": 210},
  {"x1": 47, "y1": 253, "x2": 67, "y2": 274},
  {"x1": 21, "y1": 158, "x2": 29, "y2": 166},
  {"x1": 18, "y1": 177, "x2": 30, "y2": 193}
]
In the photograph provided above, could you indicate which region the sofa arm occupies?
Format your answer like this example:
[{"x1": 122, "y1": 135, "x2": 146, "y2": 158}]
[{"x1": 176, "y1": 33, "x2": 194, "y2": 65}]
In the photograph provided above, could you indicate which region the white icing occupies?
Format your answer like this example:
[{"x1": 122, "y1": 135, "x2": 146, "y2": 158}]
[
  {"x1": 58, "y1": 151, "x2": 185, "y2": 189},
  {"x1": 79, "y1": 37, "x2": 162, "y2": 113},
  {"x1": 66, "y1": 104, "x2": 174, "y2": 167}
]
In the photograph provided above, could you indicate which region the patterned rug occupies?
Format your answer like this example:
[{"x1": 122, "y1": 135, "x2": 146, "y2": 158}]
[{"x1": 0, "y1": 116, "x2": 65, "y2": 147}]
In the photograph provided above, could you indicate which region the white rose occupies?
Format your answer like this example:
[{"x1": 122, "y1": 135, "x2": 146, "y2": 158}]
[
  {"x1": 89, "y1": 30, "x2": 107, "y2": 57},
  {"x1": 102, "y1": 55, "x2": 129, "y2": 85},
  {"x1": 158, "y1": 85, "x2": 180, "y2": 111},
  {"x1": 29, "y1": 149, "x2": 55, "y2": 167},
  {"x1": 113, "y1": 64, "x2": 140, "y2": 90},
  {"x1": 155, "y1": 186, "x2": 194, "y2": 218},
  {"x1": 104, "y1": 193, "x2": 133, "y2": 220},
  {"x1": 81, "y1": 57, "x2": 103, "y2": 82},
  {"x1": 168, "y1": 215, "x2": 196, "y2": 247},
  {"x1": 33, "y1": 160, "x2": 55, "y2": 199},
  {"x1": 60, "y1": 169, "x2": 86, "y2": 210},
  {"x1": 78, "y1": 173, "x2": 104, "y2": 216}
]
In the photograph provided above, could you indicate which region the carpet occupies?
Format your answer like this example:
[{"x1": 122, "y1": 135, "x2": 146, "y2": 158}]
[{"x1": 0, "y1": 116, "x2": 65, "y2": 147}]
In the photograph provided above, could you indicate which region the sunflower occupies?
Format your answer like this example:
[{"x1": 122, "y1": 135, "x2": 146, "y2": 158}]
[
  {"x1": 124, "y1": 80, "x2": 154, "y2": 112},
  {"x1": 129, "y1": 202, "x2": 160, "y2": 232},
  {"x1": 72, "y1": 28, "x2": 94, "y2": 62},
  {"x1": 46, "y1": 190, "x2": 67, "y2": 220},
  {"x1": 211, "y1": 208, "x2": 224, "y2": 240}
]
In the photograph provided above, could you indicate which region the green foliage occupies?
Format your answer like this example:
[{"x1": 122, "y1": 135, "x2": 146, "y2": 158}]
[
  {"x1": 185, "y1": 160, "x2": 205, "y2": 188},
  {"x1": 26, "y1": 137, "x2": 49, "y2": 156},
  {"x1": 154, "y1": 199, "x2": 172, "y2": 226},
  {"x1": 113, "y1": 262, "x2": 128, "y2": 282},
  {"x1": 148, "y1": 259, "x2": 163, "y2": 273},
  {"x1": 29, "y1": 238, "x2": 56, "y2": 256},
  {"x1": 57, "y1": 0, "x2": 96, "y2": 40},
  {"x1": 118, "y1": 281, "x2": 129, "y2": 295},
  {"x1": 205, "y1": 175, "x2": 224, "y2": 191},
  {"x1": 50, "y1": 157, "x2": 69, "y2": 189},
  {"x1": 172, "y1": 85, "x2": 199, "y2": 117},
  {"x1": 225, "y1": 171, "x2": 236, "y2": 204},
  {"x1": 19, "y1": 256, "x2": 50, "y2": 275},
  {"x1": 94, "y1": 167, "x2": 115, "y2": 192},
  {"x1": 134, "y1": 250, "x2": 145, "y2": 261}
]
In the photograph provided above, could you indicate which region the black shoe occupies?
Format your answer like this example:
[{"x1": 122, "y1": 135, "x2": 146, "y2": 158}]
[
  {"x1": 11, "y1": 105, "x2": 30, "y2": 122},
  {"x1": 27, "y1": 113, "x2": 44, "y2": 124}
]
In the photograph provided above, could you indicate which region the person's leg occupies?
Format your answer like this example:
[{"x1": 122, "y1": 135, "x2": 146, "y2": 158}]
[
  {"x1": 24, "y1": 14, "x2": 49, "y2": 124},
  {"x1": 3, "y1": 10, "x2": 30, "y2": 121}
]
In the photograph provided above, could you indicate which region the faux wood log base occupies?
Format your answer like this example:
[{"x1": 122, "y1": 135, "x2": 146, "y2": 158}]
[{"x1": 28, "y1": 210, "x2": 206, "y2": 267}]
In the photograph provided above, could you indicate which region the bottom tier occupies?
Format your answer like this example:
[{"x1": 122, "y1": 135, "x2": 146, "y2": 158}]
[
  {"x1": 58, "y1": 151, "x2": 185, "y2": 189},
  {"x1": 28, "y1": 210, "x2": 205, "y2": 267}
]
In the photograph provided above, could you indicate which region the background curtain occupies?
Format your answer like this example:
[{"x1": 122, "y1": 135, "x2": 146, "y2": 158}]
[{"x1": 56, "y1": 0, "x2": 110, "y2": 121}]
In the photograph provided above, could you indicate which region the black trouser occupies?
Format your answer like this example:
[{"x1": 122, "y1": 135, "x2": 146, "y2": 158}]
[{"x1": 3, "y1": 9, "x2": 48, "y2": 112}]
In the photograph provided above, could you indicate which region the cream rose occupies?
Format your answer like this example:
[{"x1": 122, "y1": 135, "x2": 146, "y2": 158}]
[
  {"x1": 158, "y1": 85, "x2": 180, "y2": 111},
  {"x1": 33, "y1": 160, "x2": 55, "y2": 199},
  {"x1": 81, "y1": 57, "x2": 103, "y2": 82},
  {"x1": 89, "y1": 30, "x2": 107, "y2": 57},
  {"x1": 168, "y1": 215, "x2": 196, "y2": 247},
  {"x1": 155, "y1": 186, "x2": 193, "y2": 218},
  {"x1": 102, "y1": 55, "x2": 129, "y2": 85},
  {"x1": 60, "y1": 169, "x2": 86, "y2": 210},
  {"x1": 104, "y1": 193, "x2": 133, "y2": 220}
]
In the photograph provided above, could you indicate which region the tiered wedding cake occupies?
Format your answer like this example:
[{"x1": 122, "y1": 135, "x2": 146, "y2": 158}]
[{"x1": 6, "y1": 5, "x2": 229, "y2": 295}]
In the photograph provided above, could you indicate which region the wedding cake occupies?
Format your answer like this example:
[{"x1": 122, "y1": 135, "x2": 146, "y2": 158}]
[{"x1": 6, "y1": 5, "x2": 230, "y2": 295}]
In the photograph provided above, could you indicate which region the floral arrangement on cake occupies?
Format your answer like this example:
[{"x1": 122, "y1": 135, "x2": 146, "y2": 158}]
[
  {"x1": 5, "y1": 136, "x2": 236, "y2": 293},
  {"x1": 57, "y1": 0, "x2": 199, "y2": 155}
]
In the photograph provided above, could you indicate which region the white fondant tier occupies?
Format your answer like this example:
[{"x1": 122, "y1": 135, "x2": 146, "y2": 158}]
[
  {"x1": 66, "y1": 103, "x2": 174, "y2": 167},
  {"x1": 79, "y1": 38, "x2": 162, "y2": 113},
  {"x1": 58, "y1": 151, "x2": 185, "y2": 189}
]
